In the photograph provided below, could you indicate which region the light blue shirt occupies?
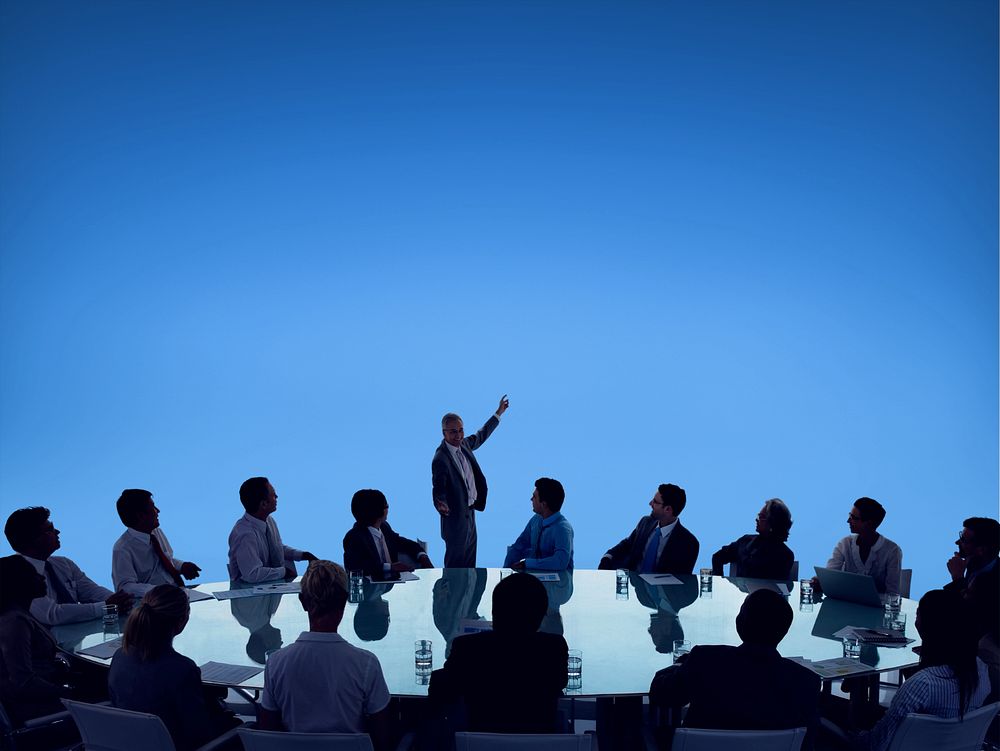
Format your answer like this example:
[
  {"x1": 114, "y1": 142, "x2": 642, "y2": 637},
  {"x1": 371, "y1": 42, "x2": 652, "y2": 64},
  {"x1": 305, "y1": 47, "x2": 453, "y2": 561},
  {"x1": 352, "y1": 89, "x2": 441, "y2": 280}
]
[{"x1": 504, "y1": 512, "x2": 574, "y2": 571}]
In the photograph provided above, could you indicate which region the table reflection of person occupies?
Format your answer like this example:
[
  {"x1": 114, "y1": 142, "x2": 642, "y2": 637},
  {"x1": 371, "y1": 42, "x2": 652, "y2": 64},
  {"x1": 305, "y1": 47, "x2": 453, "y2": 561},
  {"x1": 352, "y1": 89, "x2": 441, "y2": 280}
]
[
  {"x1": 538, "y1": 569, "x2": 574, "y2": 636},
  {"x1": 630, "y1": 573, "x2": 698, "y2": 652},
  {"x1": 229, "y1": 589, "x2": 283, "y2": 665},
  {"x1": 353, "y1": 582, "x2": 394, "y2": 642},
  {"x1": 433, "y1": 568, "x2": 487, "y2": 657}
]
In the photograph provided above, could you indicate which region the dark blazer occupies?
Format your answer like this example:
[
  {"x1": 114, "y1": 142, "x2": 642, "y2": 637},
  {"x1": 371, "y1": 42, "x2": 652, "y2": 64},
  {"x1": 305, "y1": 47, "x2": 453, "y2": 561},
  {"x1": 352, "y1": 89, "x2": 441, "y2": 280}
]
[
  {"x1": 944, "y1": 558, "x2": 999, "y2": 645},
  {"x1": 712, "y1": 534, "x2": 794, "y2": 580},
  {"x1": 429, "y1": 629, "x2": 569, "y2": 734},
  {"x1": 431, "y1": 416, "x2": 498, "y2": 514},
  {"x1": 650, "y1": 643, "x2": 820, "y2": 746},
  {"x1": 109, "y1": 647, "x2": 237, "y2": 751},
  {"x1": 604, "y1": 517, "x2": 700, "y2": 574},
  {"x1": 343, "y1": 521, "x2": 425, "y2": 579}
]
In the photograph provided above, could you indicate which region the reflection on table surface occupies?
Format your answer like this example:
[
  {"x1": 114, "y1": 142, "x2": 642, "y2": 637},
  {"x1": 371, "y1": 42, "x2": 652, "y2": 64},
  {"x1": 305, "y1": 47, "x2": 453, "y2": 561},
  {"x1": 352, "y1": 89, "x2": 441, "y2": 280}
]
[{"x1": 54, "y1": 570, "x2": 921, "y2": 697}]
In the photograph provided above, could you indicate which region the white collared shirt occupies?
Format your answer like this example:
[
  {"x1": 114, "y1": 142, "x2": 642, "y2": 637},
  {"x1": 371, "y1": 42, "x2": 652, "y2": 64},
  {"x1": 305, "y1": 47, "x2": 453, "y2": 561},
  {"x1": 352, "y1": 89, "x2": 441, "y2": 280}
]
[
  {"x1": 368, "y1": 526, "x2": 392, "y2": 573},
  {"x1": 260, "y1": 631, "x2": 390, "y2": 733},
  {"x1": 112, "y1": 527, "x2": 183, "y2": 596},
  {"x1": 447, "y1": 442, "x2": 478, "y2": 506},
  {"x1": 827, "y1": 533, "x2": 903, "y2": 594},
  {"x1": 227, "y1": 513, "x2": 304, "y2": 584},
  {"x1": 21, "y1": 553, "x2": 112, "y2": 625}
]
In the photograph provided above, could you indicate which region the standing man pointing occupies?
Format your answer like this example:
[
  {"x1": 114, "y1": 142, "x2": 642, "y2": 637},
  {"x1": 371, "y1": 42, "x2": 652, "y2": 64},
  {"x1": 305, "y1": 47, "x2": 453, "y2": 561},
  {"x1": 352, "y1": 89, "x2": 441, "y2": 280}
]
[{"x1": 432, "y1": 395, "x2": 509, "y2": 567}]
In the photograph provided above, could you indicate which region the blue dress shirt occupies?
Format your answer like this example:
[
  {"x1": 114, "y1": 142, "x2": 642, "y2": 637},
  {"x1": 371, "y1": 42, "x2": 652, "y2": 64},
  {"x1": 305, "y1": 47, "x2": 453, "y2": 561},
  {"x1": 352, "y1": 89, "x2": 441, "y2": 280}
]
[{"x1": 504, "y1": 512, "x2": 574, "y2": 571}]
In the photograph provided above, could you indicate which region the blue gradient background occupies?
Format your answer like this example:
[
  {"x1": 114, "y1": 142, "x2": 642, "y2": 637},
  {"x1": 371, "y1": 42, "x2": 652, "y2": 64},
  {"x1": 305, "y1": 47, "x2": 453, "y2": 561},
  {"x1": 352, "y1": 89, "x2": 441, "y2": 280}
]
[{"x1": 1, "y1": 1, "x2": 996, "y2": 599}]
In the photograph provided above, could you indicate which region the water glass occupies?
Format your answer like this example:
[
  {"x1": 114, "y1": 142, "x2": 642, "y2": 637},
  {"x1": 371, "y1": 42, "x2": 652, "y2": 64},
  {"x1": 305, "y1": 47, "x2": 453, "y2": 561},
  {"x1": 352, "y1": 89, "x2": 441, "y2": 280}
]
[
  {"x1": 799, "y1": 579, "x2": 813, "y2": 602},
  {"x1": 348, "y1": 570, "x2": 364, "y2": 604},
  {"x1": 567, "y1": 649, "x2": 583, "y2": 690},
  {"x1": 415, "y1": 640, "x2": 433, "y2": 676},
  {"x1": 615, "y1": 569, "x2": 629, "y2": 600},
  {"x1": 699, "y1": 568, "x2": 713, "y2": 598},
  {"x1": 102, "y1": 604, "x2": 119, "y2": 628},
  {"x1": 887, "y1": 611, "x2": 906, "y2": 633},
  {"x1": 843, "y1": 636, "x2": 862, "y2": 659},
  {"x1": 672, "y1": 639, "x2": 692, "y2": 662}
]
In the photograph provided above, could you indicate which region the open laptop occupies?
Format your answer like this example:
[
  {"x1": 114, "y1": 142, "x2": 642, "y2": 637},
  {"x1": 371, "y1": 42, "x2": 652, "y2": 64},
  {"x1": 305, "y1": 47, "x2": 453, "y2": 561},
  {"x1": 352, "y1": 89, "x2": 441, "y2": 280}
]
[{"x1": 814, "y1": 566, "x2": 883, "y2": 608}]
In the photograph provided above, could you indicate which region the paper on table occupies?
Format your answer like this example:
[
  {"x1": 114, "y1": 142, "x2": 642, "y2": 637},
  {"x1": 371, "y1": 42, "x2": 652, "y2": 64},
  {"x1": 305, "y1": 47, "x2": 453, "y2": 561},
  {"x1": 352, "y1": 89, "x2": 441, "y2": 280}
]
[
  {"x1": 527, "y1": 572, "x2": 561, "y2": 582},
  {"x1": 212, "y1": 582, "x2": 302, "y2": 600},
  {"x1": 366, "y1": 572, "x2": 419, "y2": 583},
  {"x1": 77, "y1": 638, "x2": 122, "y2": 659},
  {"x1": 199, "y1": 661, "x2": 264, "y2": 685},
  {"x1": 801, "y1": 657, "x2": 875, "y2": 679},
  {"x1": 639, "y1": 573, "x2": 682, "y2": 586},
  {"x1": 185, "y1": 589, "x2": 214, "y2": 603}
]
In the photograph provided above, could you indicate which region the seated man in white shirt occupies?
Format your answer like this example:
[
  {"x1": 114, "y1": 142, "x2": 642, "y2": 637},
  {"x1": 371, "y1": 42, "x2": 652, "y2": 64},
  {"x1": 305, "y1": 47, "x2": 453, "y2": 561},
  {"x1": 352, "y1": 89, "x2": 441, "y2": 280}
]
[
  {"x1": 813, "y1": 497, "x2": 903, "y2": 595},
  {"x1": 4, "y1": 506, "x2": 131, "y2": 625},
  {"x1": 259, "y1": 560, "x2": 392, "y2": 750},
  {"x1": 227, "y1": 476, "x2": 316, "y2": 584},
  {"x1": 112, "y1": 489, "x2": 202, "y2": 597}
]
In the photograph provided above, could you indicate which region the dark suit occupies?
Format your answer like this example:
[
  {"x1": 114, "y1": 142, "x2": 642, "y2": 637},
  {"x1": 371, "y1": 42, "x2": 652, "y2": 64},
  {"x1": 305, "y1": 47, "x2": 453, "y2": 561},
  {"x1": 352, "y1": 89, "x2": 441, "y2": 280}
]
[
  {"x1": 712, "y1": 534, "x2": 794, "y2": 580},
  {"x1": 343, "y1": 521, "x2": 426, "y2": 579},
  {"x1": 429, "y1": 630, "x2": 569, "y2": 734},
  {"x1": 603, "y1": 517, "x2": 700, "y2": 574},
  {"x1": 650, "y1": 643, "x2": 820, "y2": 748},
  {"x1": 944, "y1": 558, "x2": 999, "y2": 646},
  {"x1": 431, "y1": 415, "x2": 499, "y2": 567}
]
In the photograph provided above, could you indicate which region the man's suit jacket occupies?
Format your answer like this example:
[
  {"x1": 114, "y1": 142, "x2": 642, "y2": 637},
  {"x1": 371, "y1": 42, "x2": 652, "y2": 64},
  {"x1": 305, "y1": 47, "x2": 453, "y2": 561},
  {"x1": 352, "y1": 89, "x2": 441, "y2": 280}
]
[
  {"x1": 604, "y1": 517, "x2": 700, "y2": 574},
  {"x1": 650, "y1": 643, "x2": 820, "y2": 745},
  {"x1": 343, "y1": 522, "x2": 425, "y2": 579},
  {"x1": 429, "y1": 629, "x2": 568, "y2": 734},
  {"x1": 944, "y1": 558, "x2": 1000, "y2": 645},
  {"x1": 431, "y1": 416, "x2": 498, "y2": 514}
]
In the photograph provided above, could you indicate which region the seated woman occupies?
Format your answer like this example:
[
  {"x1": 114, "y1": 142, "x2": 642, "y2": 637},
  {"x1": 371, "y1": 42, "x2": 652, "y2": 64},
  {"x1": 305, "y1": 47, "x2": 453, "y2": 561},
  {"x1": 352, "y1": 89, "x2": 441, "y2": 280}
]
[
  {"x1": 0, "y1": 555, "x2": 69, "y2": 726},
  {"x1": 109, "y1": 585, "x2": 240, "y2": 750},
  {"x1": 711, "y1": 498, "x2": 795, "y2": 579},
  {"x1": 854, "y1": 588, "x2": 991, "y2": 750}
]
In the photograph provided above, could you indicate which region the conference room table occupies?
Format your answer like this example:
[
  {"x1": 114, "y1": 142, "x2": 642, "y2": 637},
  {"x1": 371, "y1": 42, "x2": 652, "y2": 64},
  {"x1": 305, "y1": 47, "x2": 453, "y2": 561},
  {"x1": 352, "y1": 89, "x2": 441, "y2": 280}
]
[{"x1": 54, "y1": 569, "x2": 921, "y2": 698}]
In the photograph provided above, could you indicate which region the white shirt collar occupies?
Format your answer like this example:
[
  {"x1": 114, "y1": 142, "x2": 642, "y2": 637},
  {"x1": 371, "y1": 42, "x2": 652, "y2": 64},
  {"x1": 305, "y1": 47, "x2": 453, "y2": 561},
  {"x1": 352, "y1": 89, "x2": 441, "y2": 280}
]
[
  {"x1": 368, "y1": 526, "x2": 384, "y2": 540},
  {"x1": 125, "y1": 528, "x2": 152, "y2": 543},
  {"x1": 243, "y1": 512, "x2": 268, "y2": 530},
  {"x1": 20, "y1": 554, "x2": 46, "y2": 573},
  {"x1": 657, "y1": 518, "x2": 679, "y2": 537},
  {"x1": 296, "y1": 631, "x2": 347, "y2": 644}
]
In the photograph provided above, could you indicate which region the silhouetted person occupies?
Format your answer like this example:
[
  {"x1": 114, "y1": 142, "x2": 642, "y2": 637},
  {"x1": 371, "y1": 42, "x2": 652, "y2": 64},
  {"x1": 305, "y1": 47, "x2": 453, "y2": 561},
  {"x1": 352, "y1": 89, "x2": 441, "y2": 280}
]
[
  {"x1": 113, "y1": 489, "x2": 202, "y2": 596},
  {"x1": 429, "y1": 572, "x2": 569, "y2": 734},
  {"x1": 504, "y1": 477, "x2": 574, "y2": 571},
  {"x1": 432, "y1": 395, "x2": 509, "y2": 567},
  {"x1": 712, "y1": 498, "x2": 795, "y2": 579},
  {"x1": 343, "y1": 489, "x2": 433, "y2": 579},
  {"x1": 650, "y1": 589, "x2": 820, "y2": 749},
  {"x1": 598, "y1": 483, "x2": 700, "y2": 574},
  {"x1": 227, "y1": 477, "x2": 316, "y2": 584},
  {"x1": 850, "y1": 589, "x2": 991, "y2": 751},
  {"x1": 0, "y1": 555, "x2": 68, "y2": 726},
  {"x1": 259, "y1": 560, "x2": 392, "y2": 751},
  {"x1": 5, "y1": 506, "x2": 131, "y2": 625},
  {"x1": 109, "y1": 585, "x2": 240, "y2": 751},
  {"x1": 812, "y1": 497, "x2": 902, "y2": 595},
  {"x1": 945, "y1": 517, "x2": 999, "y2": 655}
]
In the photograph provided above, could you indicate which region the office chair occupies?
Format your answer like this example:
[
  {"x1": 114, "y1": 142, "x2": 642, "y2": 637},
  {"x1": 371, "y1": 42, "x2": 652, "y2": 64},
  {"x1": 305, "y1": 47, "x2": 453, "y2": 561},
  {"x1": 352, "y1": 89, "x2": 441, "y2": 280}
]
[
  {"x1": 454, "y1": 732, "x2": 593, "y2": 750},
  {"x1": 884, "y1": 701, "x2": 999, "y2": 751},
  {"x1": 0, "y1": 698, "x2": 76, "y2": 751},
  {"x1": 670, "y1": 726, "x2": 806, "y2": 750},
  {"x1": 237, "y1": 728, "x2": 377, "y2": 749},
  {"x1": 63, "y1": 699, "x2": 238, "y2": 751}
]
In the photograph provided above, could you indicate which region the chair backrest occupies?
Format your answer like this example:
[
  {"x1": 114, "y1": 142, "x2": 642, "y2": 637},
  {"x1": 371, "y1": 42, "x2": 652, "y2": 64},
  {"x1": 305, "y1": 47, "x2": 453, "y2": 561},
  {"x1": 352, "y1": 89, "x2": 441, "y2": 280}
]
[
  {"x1": 671, "y1": 726, "x2": 806, "y2": 751},
  {"x1": 455, "y1": 732, "x2": 593, "y2": 750},
  {"x1": 237, "y1": 727, "x2": 375, "y2": 750},
  {"x1": 885, "y1": 702, "x2": 1000, "y2": 751},
  {"x1": 898, "y1": 568, "x2": 912, "y2": 599},
  {"x1": 62, "y1": 699, "x2": 176, "y2": 751}
]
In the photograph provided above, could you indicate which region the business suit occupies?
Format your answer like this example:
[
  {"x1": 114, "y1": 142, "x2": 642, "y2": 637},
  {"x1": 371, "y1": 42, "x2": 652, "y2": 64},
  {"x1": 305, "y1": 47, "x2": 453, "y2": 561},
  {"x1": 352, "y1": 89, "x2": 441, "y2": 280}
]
[
  {"x1": 431, "y1": 415, "x2": 499, "y2": 567},
  {"x1": 429, "y1": 629, "x2": 568, "y2": 734},
  {"x1": 604, "y1": 517, "x2": 700, "y2": 574},
  {"x1": 650, "y1": 643, "x2": 820, "y2": 748},
  {"x1": 944, "y1": 557, "x2": 999, "y2": 646},
  {"x1": 343, "y1": 521, "x2": 426, "y2": 579}
]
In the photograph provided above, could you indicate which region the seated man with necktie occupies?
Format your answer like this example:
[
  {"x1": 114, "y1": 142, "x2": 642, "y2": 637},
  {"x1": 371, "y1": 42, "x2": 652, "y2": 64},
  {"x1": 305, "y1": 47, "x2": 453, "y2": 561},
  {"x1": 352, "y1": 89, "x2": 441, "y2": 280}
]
[
  {"x1": 4, "y1": 507, "x2": 131, "y2": 626},
  {"x1": 343, "y1": 489, "x2": 433, "y2": 580},
  {"x1": 112, "y1": 489, "x2": 202, "y2": 597},
  {"x1": 598, "y1": 483, "x2": 700, "y2": 574},
  {"x1": 504, "y1": 478, "x2": 574, "y2": 572},
  {"x1": 228, "y1": 476, "x2": 317, "y2": 584}
]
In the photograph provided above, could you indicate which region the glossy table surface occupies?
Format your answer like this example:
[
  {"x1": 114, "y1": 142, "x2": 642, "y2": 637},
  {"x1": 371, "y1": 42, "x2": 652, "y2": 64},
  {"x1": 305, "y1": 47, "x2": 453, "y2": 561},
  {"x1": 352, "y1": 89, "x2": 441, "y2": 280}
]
[{"x1": 54, "y1": 569, "x2": 920, "y2": 697}]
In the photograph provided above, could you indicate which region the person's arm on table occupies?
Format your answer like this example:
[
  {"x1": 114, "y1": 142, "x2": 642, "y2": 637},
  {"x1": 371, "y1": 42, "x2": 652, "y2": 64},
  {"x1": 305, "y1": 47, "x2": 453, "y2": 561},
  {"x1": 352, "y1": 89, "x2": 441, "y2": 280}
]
[
  {"x1": 503, "y1": 520, "x2": 534, "y2": 568},
  {"x1": 524, "y1": 522, "x2": 572, "y2": 571},
  {"x1": 599, "y1": 522, "x2": 641, "y2": 570},
  {"x1": 711, "y1": 540, "x2": 738, "y2": 576}
]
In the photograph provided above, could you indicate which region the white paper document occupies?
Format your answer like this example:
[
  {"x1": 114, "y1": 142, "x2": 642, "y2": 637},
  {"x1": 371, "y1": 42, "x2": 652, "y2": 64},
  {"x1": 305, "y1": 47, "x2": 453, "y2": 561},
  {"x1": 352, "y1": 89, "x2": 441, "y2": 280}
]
[
  {"x1": 792, "y1": 656, "x2": 874, "y2": 679},
  {"x1": 527, "y1": 572, "x2": 561, "y2": 582},
  {"x1": 199, "y1": 661, "x2": 264, "y2": 685},
  {"x1": 639, "y1": 573, "x2": 682, "y2": 586},
  {"x1": 77, "y1": 638, "x2": 122, "y2": 660},
  {"x1": 185, "y1": 588, "x2": 214, "y2": 603},
  {"x1": 212, "y1": 581, "x2": 302, "y2": 600}
]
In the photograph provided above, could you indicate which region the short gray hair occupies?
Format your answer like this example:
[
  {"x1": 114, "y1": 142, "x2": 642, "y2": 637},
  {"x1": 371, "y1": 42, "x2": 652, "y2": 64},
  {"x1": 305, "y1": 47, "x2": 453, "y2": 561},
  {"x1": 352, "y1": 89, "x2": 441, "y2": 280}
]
[{"x1": 441, "y1": 412, "x2": 462, "y2": 428}]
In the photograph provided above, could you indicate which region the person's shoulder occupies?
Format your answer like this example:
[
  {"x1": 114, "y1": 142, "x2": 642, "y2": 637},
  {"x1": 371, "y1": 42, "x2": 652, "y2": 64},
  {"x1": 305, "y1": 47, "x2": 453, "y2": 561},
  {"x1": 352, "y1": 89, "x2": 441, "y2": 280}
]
[
  {"x1": 112, "y1": 531, "x2": 131, "y2": 549},
  {"x1": 675, "y1": 520, "x2": 698, "y2": 539},
  {"x1": 49, "y1": 553, "x2": 81, "y2": 569},
  {"x1": 432, "y1": 442, "x2": 450, "y2": 461}
]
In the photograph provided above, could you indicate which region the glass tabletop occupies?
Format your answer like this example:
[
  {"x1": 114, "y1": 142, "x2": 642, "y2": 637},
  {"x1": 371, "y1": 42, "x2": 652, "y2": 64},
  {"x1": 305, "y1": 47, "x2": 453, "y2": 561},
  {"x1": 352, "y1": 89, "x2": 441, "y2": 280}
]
[{"x1": 54, "y1": 570, "x2": 921, "y2": 697}]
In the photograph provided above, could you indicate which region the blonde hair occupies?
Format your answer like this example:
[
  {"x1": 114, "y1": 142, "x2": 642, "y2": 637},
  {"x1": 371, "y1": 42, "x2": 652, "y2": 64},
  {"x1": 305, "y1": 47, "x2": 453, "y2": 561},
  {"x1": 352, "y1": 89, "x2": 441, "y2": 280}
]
[
  {"x1": 122, "y1": 584, "x2": 189, "y2": 662},
  {"x1": 300, "y1": 559, "x2": 348, "y2": 616}
]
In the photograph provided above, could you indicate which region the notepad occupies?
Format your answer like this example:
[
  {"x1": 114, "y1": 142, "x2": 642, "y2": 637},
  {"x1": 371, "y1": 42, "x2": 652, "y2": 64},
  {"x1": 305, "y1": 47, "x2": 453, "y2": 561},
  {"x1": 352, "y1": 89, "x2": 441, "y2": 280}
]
[
  {"x1": 199, "y1": 661, "x2": 264, "y2": 685},
  {"x1": 185, "y1": 588, "x2": 214, "y2": 603},
  {"x1": 213, "y1": 582, "x2": 302, "y2": 600},
  {"x1": 77, "y1": 638, "x2": 122, "y2": 660},
  {"x1": 639, "y1": 573, "x2": 682, "y2": 586}
]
